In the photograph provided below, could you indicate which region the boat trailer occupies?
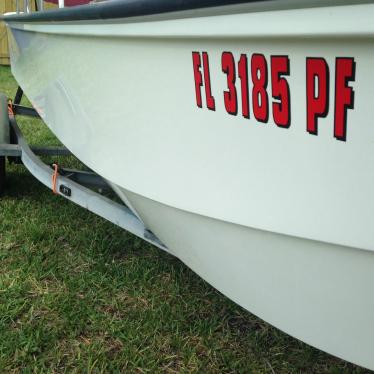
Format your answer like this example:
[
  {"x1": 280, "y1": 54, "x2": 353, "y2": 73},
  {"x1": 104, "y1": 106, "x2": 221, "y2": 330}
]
[{"x1": 0, "y1": 88, "x2": 167, "y2": 252}]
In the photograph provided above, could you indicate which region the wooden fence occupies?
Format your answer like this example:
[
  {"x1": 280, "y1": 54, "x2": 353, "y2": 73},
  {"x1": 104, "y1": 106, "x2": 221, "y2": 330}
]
[{"x1": 0, "y1": 1, "x2": 56, "y2": 65}]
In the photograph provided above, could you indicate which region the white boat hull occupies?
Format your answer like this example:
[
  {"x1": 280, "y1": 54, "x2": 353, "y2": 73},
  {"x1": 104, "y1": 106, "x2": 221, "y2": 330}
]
[
  {"x1": 4, "y1": 1, "x2": 374, "y2": 369},
  {"x1": 125, "y1": 188, "x2": 374, "y2": 370}
]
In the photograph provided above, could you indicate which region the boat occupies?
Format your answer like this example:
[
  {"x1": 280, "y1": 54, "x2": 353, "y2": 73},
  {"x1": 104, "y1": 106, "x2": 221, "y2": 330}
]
[{"x1": 2, "y1": 0, "x2": 374, "y2": 370}]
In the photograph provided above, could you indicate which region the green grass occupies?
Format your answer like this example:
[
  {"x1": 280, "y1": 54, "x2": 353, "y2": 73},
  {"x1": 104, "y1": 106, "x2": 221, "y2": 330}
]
[{"x1": 0, "y1": 65, "x2": 369, "y2": 373}]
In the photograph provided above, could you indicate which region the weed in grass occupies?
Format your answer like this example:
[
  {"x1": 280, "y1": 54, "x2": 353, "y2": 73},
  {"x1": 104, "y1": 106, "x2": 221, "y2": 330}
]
[{"x1": 0, "y1": 65, "x2": 370, "y2": 373}]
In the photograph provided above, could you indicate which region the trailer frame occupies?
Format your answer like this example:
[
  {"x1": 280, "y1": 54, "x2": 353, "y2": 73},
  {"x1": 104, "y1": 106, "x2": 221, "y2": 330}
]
[{"x1": 0, "y1": 88, "x2": 167, "y2": 252}]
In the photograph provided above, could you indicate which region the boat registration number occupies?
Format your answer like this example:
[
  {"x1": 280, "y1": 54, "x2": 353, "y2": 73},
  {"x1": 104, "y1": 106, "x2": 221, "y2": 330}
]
[{"x1": 192, "y1": 51, "x2": 355, "y2": 142}]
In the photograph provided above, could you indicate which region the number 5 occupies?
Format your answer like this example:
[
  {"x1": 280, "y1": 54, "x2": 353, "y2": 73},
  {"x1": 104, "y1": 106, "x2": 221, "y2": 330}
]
[{"x1": 271, "y1": 56, "x2": 291, "y2": 128}]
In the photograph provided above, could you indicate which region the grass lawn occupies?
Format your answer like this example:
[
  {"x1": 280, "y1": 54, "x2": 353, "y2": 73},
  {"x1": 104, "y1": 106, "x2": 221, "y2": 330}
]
[{"x1": 0, "y1": 65, "x2": 368, "y2": 373}]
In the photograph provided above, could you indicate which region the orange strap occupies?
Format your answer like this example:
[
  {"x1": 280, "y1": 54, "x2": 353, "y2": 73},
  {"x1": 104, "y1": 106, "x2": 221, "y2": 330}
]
[
  {"x1": 7, "y1": 99, "x2": 14, "y2": 117},
  {"x1": 52, "y1": 163, "x2": 59, "y2": 195}
]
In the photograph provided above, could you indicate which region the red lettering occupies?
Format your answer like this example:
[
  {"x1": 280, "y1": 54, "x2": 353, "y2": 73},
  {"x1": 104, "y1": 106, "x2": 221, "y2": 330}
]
[
  {"x1": 306, "y1": 58, "x2": 329, "y2": 135},
  {"x1": 271, "y1": 56, "x2": 290, "y2": 128},
  {"x1": 238, "y1": 54, "x2": 250, "y2": 119},
  {"x1": 334, "y1": 58, "x2": 355, "y2": 141},
  {"x1": 251, "y1": 54, "x2": 269, "y2": 123},
  {"x1": 192, "y1": 52, "x2": 203, "y2": 108},
  {"x1": 202, "y1": 52, "x2": 216, "y2": 111},
  {"x1": 222, "y1": 52, "x2": 237, "y2": 115},
  {"x1": 193, "y1": 51, "x2": 357, "y2": 143}
]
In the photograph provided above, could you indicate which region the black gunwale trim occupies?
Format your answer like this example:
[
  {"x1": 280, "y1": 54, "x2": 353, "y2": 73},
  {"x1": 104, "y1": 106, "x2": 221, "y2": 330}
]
[{"x1": 2, "y1": 0, "x2": 270, "y2": 23}]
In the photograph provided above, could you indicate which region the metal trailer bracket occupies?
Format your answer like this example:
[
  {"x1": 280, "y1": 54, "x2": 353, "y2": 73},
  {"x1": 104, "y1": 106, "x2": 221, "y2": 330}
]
[{"x1": 7, "y1": 116, "x2": 167, "y2": 252}]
